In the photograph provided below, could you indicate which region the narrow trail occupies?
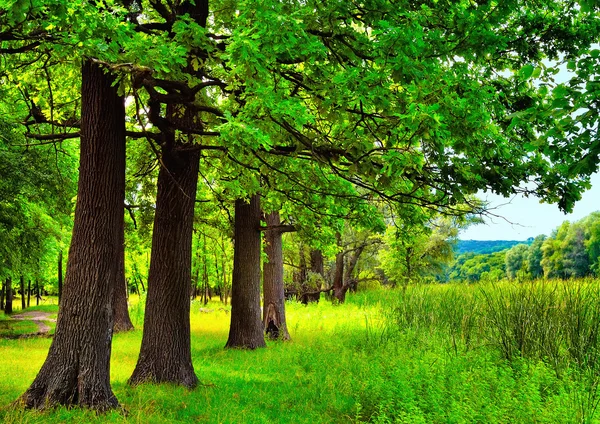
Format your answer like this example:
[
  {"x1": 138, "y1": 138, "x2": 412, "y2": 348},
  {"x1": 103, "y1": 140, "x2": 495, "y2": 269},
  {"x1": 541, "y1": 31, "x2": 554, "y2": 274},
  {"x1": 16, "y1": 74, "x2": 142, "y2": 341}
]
[{"x1": 10, "y1": 311, "x2": 56, "y2": 334}]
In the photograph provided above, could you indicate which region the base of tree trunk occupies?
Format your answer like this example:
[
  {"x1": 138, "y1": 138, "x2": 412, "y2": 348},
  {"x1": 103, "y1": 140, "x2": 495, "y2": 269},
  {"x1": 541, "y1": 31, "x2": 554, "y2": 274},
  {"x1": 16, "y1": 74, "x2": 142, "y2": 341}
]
[
  {"x1": 19, "y1": 363, "x2": 119, "y2": 411},
  {"x1": 129, "y1": 359, "x2": 198, "y2": 388},
  {"x1": 333, "y1": 287, "x2": 348, "y2": 303},
  {"x1": 113, "y1": 320, "x2": 134, "y2": 333}
]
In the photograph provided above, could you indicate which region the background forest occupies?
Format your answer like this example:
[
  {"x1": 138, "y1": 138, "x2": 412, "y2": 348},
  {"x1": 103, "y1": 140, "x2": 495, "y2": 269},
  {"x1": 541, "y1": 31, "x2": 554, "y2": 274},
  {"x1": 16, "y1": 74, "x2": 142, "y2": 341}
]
[{"x1": 2, "y1": 0, "x2": 600, "y2": 422}]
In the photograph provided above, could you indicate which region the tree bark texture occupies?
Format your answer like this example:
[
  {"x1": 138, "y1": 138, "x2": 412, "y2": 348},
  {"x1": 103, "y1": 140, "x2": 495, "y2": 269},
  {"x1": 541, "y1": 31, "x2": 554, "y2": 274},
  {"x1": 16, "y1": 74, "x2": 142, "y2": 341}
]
[
  {"x1": 5, "y1": 277, "x2": 13, "y2": 314},
  {"x1": 113, "y1": 211, "x2": 134, "y2": 332},
  {"x1": 263, "y1": 212, "x2": 290, "y2": 341},
  {"x1": 129, "y1": 144, "x2": 200, "y2": 388},
  {"x1": 20, "y1": 60, "x2": 125, "y2": 410},
  {"x1": 226, "y1": 195, "x2": 266, "y2": 349}
]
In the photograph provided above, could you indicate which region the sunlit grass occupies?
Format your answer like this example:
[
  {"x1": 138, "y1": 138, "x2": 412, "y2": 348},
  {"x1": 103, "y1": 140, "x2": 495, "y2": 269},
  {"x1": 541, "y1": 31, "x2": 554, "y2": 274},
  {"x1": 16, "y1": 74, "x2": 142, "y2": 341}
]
[{"x1": 1, "y1": 285, "x2": 598, "y2": 423}]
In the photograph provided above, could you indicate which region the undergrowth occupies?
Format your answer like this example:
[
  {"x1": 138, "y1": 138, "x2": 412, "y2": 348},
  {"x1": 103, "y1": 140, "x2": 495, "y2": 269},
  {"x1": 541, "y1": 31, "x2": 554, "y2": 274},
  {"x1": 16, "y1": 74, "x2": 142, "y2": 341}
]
[{"x1": 0, "y1": 282, "x2": 598, "y2": 423}]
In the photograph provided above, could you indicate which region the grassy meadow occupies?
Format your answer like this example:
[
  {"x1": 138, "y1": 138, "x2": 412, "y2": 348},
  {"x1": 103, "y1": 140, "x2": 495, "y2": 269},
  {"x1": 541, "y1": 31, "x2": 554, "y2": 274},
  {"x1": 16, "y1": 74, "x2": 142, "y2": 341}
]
[{"x1": 1, "y1": 282, "x2": 600, "y2": 423}]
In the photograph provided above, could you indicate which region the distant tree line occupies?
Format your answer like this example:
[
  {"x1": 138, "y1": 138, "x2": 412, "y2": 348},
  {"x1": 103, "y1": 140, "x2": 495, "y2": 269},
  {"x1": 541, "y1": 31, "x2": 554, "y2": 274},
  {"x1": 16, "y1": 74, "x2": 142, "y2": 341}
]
[{"x1": 447, "y1": 212, "x2": 600, "y2": 282}]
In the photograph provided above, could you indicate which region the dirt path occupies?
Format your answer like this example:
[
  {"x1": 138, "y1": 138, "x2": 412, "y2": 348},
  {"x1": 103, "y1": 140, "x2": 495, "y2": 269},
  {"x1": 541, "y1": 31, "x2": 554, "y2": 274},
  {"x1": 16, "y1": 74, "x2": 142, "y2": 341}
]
[{"x1": 10, "y1": 311, "x2": 56, "y2": 334}]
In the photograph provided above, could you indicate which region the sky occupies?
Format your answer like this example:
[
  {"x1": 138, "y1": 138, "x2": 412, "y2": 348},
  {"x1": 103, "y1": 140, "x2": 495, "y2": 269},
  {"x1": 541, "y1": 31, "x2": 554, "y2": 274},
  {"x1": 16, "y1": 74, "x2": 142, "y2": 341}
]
[{"x1": 459, "y1": 173, "x2": 600, "y2": 241}]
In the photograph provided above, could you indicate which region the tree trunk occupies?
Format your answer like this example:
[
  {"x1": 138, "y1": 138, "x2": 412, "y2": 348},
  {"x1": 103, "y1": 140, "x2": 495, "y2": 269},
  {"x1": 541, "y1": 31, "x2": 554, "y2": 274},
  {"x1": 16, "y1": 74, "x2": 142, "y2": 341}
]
[
  {"x1": 299, "y1": 244, "x2": 308, "y2": 286},
  {"x1": 310, "y1": 249, "x2": 324, "y2": 280},
  {"x1": 333, "y1": 250, "x2": 346, "y2": 303},
  {"x1": 129, "y1": 144, "x2": 200, "y2": 388},
  {"x1": 226, "y1": 195, "x2": 266, "y2": 349},
  {"x1": 35, "y1": 280, "x2": 39, "y2": 306},
  {"x1": 193, "y1": 237, "x2": 201, "y2": 299},
  {"x1": 202, "y1": 234, "x2": 209, "y2": 306},
  {"x1": 27, "y1": 279, "x2": 31, "y2": 308},
  {"x1": 113, "y1": 213, "x2": 134, "y2": 332},
  {"x1": 263, "y1": 212, "x2": 290, "y2": 341},
  {"x1": 223, "y1": 261, "x2": 229, "y2": 306},
  {"x1": 5, "y1": 277, "x2": 13, "y2": 314},
  {"x1": 344, "y1": 244, "x2": 366, "y2": 293},
  {"x1": 57, "y1": 250, "x2": 63, "y2": 304},
  {"x1": 0, "y1": 279, "x2": 4, "y2": 310},
  {"x1": 20, "y1": 275, "x2": 25, "y2": 310},
  {"x1": 19, "y1": 60, "x2": 125, "y2": 411}
]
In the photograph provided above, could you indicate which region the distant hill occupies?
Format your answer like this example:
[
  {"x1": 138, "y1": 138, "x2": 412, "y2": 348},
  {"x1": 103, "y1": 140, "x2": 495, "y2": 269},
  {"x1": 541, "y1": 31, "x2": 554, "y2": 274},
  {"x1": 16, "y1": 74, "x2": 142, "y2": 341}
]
[{"x1": 455, "y1": 239, "x2": 533, "y2": 255}]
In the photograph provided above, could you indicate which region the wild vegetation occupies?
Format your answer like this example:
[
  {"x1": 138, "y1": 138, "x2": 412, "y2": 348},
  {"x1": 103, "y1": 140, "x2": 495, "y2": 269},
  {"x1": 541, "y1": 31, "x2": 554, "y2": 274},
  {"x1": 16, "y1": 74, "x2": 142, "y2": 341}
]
[
  {"x1": 1, "y1": 0, "x2": 600, "y2": 420},
  {"x1": 3, "y1": 284, "x2": 600, "y2": 423}
]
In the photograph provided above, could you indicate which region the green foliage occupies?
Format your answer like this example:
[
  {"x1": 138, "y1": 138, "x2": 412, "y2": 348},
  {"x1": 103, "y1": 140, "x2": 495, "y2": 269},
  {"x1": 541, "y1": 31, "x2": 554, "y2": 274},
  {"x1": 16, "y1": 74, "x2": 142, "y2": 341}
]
[
  {"x1": 451, "y1": 212, "x2": 600, "y2": 283},
  {"x1": 0, "y1": 119, "x2": 76, "y2": 283},
  {"x1": 505, "y1": 244, "x2": 530, "y2": 279},
  {"x1": 456, "y1": 239, "x2": 533, "y2": 255},
  {"x1": 527, "y1": 235, "x2": 546, "y2": 279},
  {"x1": 448, "y1": 251, "x2": 506, "y2": 283},
  {"x1": 379, "y1": 216, "x2": 459, "y2": 286}
]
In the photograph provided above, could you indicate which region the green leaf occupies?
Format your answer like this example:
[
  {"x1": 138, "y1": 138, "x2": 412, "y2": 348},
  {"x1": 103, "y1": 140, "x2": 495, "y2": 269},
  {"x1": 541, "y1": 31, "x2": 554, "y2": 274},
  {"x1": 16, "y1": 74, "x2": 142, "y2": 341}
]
[{"x1": 519, "y1": 64, "x2": 535, "y2": 80}]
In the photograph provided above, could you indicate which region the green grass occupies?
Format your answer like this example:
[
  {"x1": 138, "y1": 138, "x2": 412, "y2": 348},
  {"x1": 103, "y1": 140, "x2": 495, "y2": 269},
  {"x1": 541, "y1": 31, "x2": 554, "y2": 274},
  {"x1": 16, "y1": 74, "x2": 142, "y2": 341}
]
[
  {"x1": 0, "y1": 319, "x2": 40, "y2": 338},
  {"x1": 0, "y1": 302, "x2": 59, "y2": 337},
  {"x1": 0, "y1": 285, "x2": 598, "y2": 423}
]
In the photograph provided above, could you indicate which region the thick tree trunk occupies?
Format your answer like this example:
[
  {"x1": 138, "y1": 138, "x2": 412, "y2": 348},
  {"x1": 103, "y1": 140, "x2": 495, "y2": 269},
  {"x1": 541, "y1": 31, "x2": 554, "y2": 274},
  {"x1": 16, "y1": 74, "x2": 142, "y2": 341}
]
[
  {"x1": 57, "y1": 250, "x2": 63, "y2": 304},
  {"x1": 113, "y1": 214, "x2": 134, "y2": 332},
  {"x1": 20, "y1": 276, "x2": 25, "y2": 310},
  {"x1": 226, "y1": 195, "x2": 266, "y2": 349},
  {"x1": 19, "y1": 60, "x2": 125, "y2": 411},
  {"x1": 129, "y1": 144, "x2": 199, "y2": 388},
  {"x1": 5, "y1": 277, "x2": 13, "y2": 314},
  {"x1": 263, "y1": 212, "x2": 290, "y2": 341}
]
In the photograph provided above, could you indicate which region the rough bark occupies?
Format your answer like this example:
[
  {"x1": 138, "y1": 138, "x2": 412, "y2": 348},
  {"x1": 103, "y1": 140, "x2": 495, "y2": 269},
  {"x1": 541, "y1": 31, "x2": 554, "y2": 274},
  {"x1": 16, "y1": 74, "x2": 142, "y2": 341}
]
[
  {"x1": 262, "y1": 212, "x2": 290, "y2": 341},
  {"x1": 5, "y1": 277, "x2": 13, "y2": 314},
  {"x1": 129, "y1": 144, "x2": 200, "y2": 388},
  {"x1": 19, "y1": 60, "x2": 125, "y2": 411},
  {"x1": 113, "y1": 213, "x2": 134, "y2": 333},
  {"x1": 226, "y1": 195, "x2": 266, "y2": 349}
]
